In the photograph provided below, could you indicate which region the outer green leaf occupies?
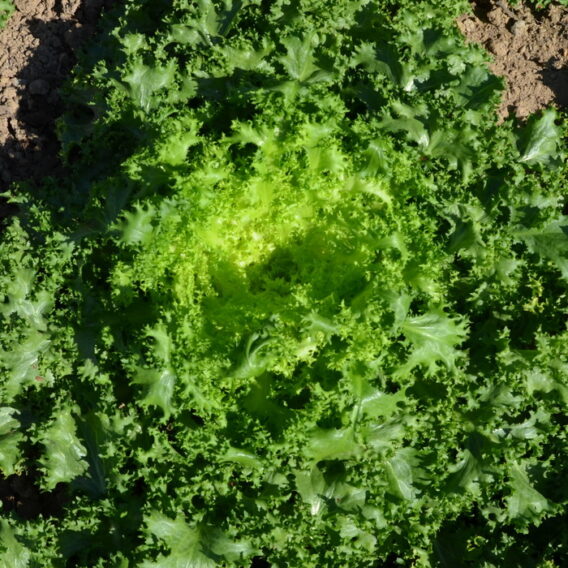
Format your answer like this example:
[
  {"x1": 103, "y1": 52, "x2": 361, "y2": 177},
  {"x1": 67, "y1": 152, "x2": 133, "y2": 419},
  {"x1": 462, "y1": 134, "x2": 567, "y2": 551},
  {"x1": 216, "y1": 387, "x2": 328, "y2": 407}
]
[
  {"x1": 518, "y1": 109, "x2": 562, "y2": 166},
  {"x1": 0, "y1": 0, "x2": 14, "y2": 29},
  {"x1": 360, "y1": 389, "x2": 406, "y2": 419},
  {"x1": 446, "y1": 449, "x2": 481, "y2": 494},
  {"x1": 143, "y1": 514, "x2": 215, "y2": 568},
  {"x1": 220, "y1": 447, "x2": 263, "y2": 469},
  {"x1": 279, "y1": 35, "x2": 330, "y2": 83},
  {"x1": 0, "y1": 407, "x2": 22, "y2": 476},
  {"x1": 399, "y1": 311, "x2": 468, "y2": 374},
  {"x1": 515, "y1": 219, "x2": 568, "y2": 280},
  {"x1": 133, "y1": 367, "x2": 176, "y2": 417},
  {"x1": 0, "y1": 329, "x2": 51, "y2": 399},
  {"x1": 118, "y1": 204, "x2": 156, "y2": 246},
  {"x1": 378, "y1": 116, "x2": 429, "y2": 147},
  {"x1": 0, "y1": 268, "x2": 35, "y2": 313},
  {"x1": 121, "y1": 59, "x2": 176, "y2": 112},
  {"x1": 506, "y1": 463, "x2": 551, "y2": 524},
  {"x1": 39, "y1": 406, "x2": 88, "y2": 489},
  {"x1": 385, "y1": 450, "x2": 417, "y2": 501},
  {"x1": 0, "y1": 521, "x2": 30, "y2": 568},
  {"x1": 142, "y1": 513, "x2": 253, "y2": 568},
  {"x1": 294, "y1": 466, "x2": 329, "y2": 516},
  {"x1": 304, "y1": 427, "x2": 360, "y2": 463},
  {"x1": 0, "y1": 268, "x2": 52, "y2": 330}
]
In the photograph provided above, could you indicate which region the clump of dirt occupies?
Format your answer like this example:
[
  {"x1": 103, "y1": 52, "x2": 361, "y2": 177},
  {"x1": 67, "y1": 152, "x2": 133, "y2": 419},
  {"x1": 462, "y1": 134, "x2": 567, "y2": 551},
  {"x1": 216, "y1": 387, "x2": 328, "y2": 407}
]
[
  {"x1": 0, "y1": 0, "x2": 115, "y2": 195},
  {"x1": 458, "y1": 0, "x2": 568, "y2": 120}
]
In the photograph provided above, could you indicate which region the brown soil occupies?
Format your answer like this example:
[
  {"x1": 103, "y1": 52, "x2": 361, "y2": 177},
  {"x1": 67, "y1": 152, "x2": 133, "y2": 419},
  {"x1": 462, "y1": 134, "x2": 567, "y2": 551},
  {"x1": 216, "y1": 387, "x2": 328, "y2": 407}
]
[
  {"x1": 0, "y1": 0, "x2": 114, "y2": 196},
  {"x1": 458, "y1": 1, "x2": 568, "y2": 120}
]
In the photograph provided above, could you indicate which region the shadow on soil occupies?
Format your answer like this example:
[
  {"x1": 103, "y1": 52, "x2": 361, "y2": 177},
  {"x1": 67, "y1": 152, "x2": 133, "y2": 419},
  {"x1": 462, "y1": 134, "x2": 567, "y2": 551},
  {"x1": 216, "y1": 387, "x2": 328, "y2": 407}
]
[{"x1": 541, "y1": 58, "x2": 568, "y2": 108}]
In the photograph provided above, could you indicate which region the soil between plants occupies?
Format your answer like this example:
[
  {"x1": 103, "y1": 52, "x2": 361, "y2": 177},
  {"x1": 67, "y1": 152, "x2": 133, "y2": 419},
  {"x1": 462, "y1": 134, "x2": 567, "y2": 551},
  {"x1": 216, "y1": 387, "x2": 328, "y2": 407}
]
[{"x1": 458, "y1": 0, "x2": 568, "y2": 120}]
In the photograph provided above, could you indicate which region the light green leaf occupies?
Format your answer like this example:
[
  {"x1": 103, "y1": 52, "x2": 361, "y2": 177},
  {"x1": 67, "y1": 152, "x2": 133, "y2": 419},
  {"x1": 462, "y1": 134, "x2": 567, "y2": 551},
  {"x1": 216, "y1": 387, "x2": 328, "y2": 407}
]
[
  {"x1": 385, "y1": 450, "x2": 417, "y2": 501},
  {"x1": 133, "y1": 367, "x2": 176, "y2": 417},
  {"x1": 0, "y1": 0, "x2": 14, "y2": 28},
  {"x1": 196, "y1": 0, "x2": 221, "y2": 37},
  {"x1": 157, "y1": 117, "x2": 200, "y2": 166},
  {"x1": 279, "y1": 35, "x2": 330, "y2": 83},
  {"x1": 120, "y1": 33, "x2": 146, "y2": 55},
  {"x1": 334, "y1": 483, "x2": 367, "y2": 513},
  {"x1": 378, "y1": 116, "x2": 429, "y2": 147},
  {"x1": 225, "y1": 39, "x2": 274, "y2": 71},
  {"x1": 515, "y1": 219, "x2": 568, "y2": 280},
  {"x1": 121, "y1": 59, "x2": 176, "y2": 112},
  {"x1": 0, "y1": 268, "x2": 35, "y2": 312},
  {"x1": 143, "y1": 514, "x2": 216, "y2": 568},
  {"x1": 507, "y1": 463, "x2": 551, "y2": 523},
  {"x1": 142, "y1": 513, "x2": 253, "y2": 568},
  {"x1": 209, "y1": 531, "x2": 255, "y2": 563},
  {"x1": 0, "y1": 521, "x2": 30, "y2": 568},
  {"x1": 351, "y1": 42, "x2": 395, "y2": 78},
  {"x1": 347, "y1": 176, "x2": 392, "y2": 206},
  {"x1": 351, "y1": 42, "x2": 408, "y2": 87},
  {"x1": 174, "y1": 0, "x2": 245, "y2": 46},
  {"x1": 39, "y1": 406, "x2": 88, "y2": 489},
  {"x1": 304, "y1": 427, "x2": 359, "y2": 463},
  {"x1": 518, "y1": 109, "x2": 562, "y2": 165},
  {"x1": 337, "y1": 517, "x2": 377, "y2": 553},
  {"x1": 168, "y1": 24, "x2": 201, "y2": 45},
  {"x1": 146, "y1": 323, "x2": 174, "y2": 363},
  {"x1": 11, "y1": 290, "x2": 52, "y2": 331},
  {"x1": 305, "y1": 145, "x2": 345, "y2": 174},
  {"x1": 446, "y1": 449, "x2": 481, "y2": 494},
  {"x1": 426, "y1": 129, "x2": 475, "y2": 174},
  {"x1": 118, "y1": 203, "x2": 156, "y2": 246},
  {"x1": 0, "y1": 329, "x2": 51, "y2": 399},
  {"x1": 0, "y1": 408, "x2": 22, "y2": 476},
  {"x1": 196, "y1": 0, "x2": 244, "y2": 39},
  {"x1": 349, "y1": 367, "x2": 406, "y2": 422},
  {"x1": 399, "y1": 310, "x2": 468, "y2": 374},
  {"x1": 220, "y1": 447, "x2": 263, "y2": 469},
  {"x1": 294, "y1": 466, "x2": 329, "y2": 516},
  {"x1": 362, "y1": 420, "x2": 406, "y2": 450},
  {"x1": 360, "y1": 389, "x2": 406, "y2": 419}
]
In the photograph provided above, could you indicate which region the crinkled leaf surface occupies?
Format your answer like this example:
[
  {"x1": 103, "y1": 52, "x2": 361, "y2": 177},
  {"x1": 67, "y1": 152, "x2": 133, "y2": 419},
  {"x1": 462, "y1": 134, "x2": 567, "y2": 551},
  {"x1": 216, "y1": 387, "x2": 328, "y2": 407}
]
[
  {"x1": 518, "y1": 110, "x2": 562, "y2": 166},
  {"x1": 507, "y1": 463, "x2": 551, "y2": 525},
  {"x1": 0, "y1": 407, "x2": 22, "y2": 475},
  {"x1": 0, "y1": 521, "x2": 30, "y2": 568},
  {"x1": 39, "y1": 407, "x2": 88, "y2": 489},
  {"x1": 142, "y1": 513, "x2": 253, "y2": 568}
]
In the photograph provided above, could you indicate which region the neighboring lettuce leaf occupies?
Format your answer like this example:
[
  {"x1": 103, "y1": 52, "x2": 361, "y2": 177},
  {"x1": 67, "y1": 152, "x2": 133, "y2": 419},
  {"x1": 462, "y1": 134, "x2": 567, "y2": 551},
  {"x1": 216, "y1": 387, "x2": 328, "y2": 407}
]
[{"x1": 0, "y1": 0, "x2": 14, "y2": 29}]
